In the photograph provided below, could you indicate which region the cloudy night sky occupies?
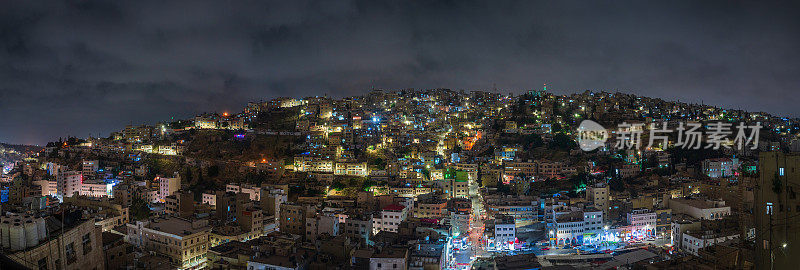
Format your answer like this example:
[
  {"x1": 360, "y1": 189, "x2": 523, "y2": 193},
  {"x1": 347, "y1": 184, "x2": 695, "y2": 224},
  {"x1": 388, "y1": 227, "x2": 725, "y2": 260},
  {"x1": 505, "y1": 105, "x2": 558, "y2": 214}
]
[{"x1": 1, "y1": 0, "x2": 799, "y2": 145}]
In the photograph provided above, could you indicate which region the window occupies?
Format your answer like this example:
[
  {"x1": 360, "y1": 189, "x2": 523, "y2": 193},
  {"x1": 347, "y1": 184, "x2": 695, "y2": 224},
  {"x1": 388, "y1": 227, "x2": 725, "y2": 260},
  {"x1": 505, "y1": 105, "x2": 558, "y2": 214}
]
[
  {"x1": 65, "y1": 243, "x2": 76, "y2": 264},
  {"x1": 82, "y1": 233, "x2": 92, "y2": 254},
  {"x1": 780, "y1": 168, "x2": 785, "y2": 176},
  {"x1": 38, "y1": 258, "x2": 48, "y2": 270}
]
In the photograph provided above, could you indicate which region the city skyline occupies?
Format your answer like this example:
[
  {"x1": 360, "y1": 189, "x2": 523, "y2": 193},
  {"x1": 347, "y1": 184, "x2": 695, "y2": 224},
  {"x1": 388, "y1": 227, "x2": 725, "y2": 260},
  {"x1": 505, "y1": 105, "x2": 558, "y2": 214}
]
[{"x1": 2, "y1": 0, "x2": 800, "y2": 145}]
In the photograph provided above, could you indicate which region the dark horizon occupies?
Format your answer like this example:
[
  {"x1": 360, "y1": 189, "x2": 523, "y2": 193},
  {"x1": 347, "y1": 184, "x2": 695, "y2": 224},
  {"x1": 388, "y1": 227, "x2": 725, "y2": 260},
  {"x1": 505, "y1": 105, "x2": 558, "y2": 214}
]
[{"x1": 2, "y1": 0, "x2": 799, "y2": 145}]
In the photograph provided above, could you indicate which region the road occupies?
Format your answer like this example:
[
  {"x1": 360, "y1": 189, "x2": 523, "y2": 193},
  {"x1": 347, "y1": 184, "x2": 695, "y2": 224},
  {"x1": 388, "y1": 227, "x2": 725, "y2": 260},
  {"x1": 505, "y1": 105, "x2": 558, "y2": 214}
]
[{"x1": 450, "y1": 172, "x2": 488, "y2": 269}]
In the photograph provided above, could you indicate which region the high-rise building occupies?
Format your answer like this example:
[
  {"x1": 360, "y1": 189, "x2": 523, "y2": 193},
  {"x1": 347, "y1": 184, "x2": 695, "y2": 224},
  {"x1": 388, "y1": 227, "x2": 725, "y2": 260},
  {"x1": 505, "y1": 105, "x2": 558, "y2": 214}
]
[
  {"x1": 57, "y1": 170, "x2": 82, "y2": 199},
  {"x1": 754, "y1": 152, "x2": 800, "y2": 269},
  {"x1": 157, "y1": 175, "x2": 181, "y2": 202},
  {"x1": 587, "y1": 183, "x2": 610, "y2": 220}
]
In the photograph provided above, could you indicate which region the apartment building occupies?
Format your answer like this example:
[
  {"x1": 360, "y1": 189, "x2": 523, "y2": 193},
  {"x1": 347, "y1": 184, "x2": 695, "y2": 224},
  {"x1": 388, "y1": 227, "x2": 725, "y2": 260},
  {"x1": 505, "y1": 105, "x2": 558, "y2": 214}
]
[{"x1": 126, "y1": 217, "x2": 211, "y2": 269}]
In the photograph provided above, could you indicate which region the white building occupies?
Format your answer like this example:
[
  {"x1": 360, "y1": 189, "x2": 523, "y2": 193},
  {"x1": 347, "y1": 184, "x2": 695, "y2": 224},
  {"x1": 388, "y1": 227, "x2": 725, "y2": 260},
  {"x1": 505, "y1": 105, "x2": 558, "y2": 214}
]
[
  {"x1": 682, "y1": 230, "x2": 740, "y2": 256},
  {"x1": 668, "y1": 198, "x2": 731, "y2": 220},
  {"x1": 79, "y1": 180, "x2": 113, "y2": 198},
  {"x1": 701, "y1": 158, "x2": 740, "y2": 178},
  {"x1": 334, "y1": 162, "x2": 369, "y2": 176},
  {"x1": 493, "y1": 215, "x2": 516, "y2": 250},
  {"x1": 627, "y1": 208, "x2": 657, "y2": 237},
  {"x1": 57, "y1": 170, "x2": 82, "y2": 199},
  {"x1": 157, "y1": 176, "x2": 181, "y2": 202},
  {"x1": 33, "y1": 180, "x2": 57, "y2": 196},
  {"x1": 202, "y1": 193, "x2": 216, "y2": 207},
  {"x1": 553, "y1": 208, "x2": 604, "y2": 246},
  {"x1": 226, "y1": 183, "x2": 261, "y2": 201},
  {"x1": 306, "y1": 214, "x2": 340, "y2": 240},
  {"x1": 369, "y1": 248, "x2": 408, "y2": 270},
  {"x1": 373, "y1": 204, "x2": 409, "y2": 234}
]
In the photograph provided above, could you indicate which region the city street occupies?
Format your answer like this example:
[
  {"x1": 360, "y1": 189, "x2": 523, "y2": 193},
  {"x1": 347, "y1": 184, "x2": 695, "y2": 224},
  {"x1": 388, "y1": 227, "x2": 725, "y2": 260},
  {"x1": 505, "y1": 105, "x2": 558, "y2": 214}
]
[{"x1": 449, "y1": 171, "x2": 489, "y2": 269}]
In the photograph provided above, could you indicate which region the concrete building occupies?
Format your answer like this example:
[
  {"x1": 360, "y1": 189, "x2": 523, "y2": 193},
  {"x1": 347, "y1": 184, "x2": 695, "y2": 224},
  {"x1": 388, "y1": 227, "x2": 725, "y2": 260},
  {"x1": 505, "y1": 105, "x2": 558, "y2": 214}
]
[
  {"x1": 334, "y1": 161, "x2": 370, "y2": 176},
  {"x1": 701, "y1": 158, "x2": 740, "y2": 178},
  {"x1": 165, "y1": 190, "x2": 195, "y2": 218},
  {"x1": 5, "y1": 212, "x2": 106, "y2": 270},
  {"x1": 126, "y1": 217, "x2": 210, "y2": 269},
  {"x1": 553, "y1": 208, "x2": 604, "y2": 246},
  {"x1": 492, "y1": 215, "x2": 516, "y2": 250},
  {"x1": 587, "y1": 183, "x2": 610, "y2": 219},
  {"x1": 157, "y1": 175, "x2": 181, "y2": 202},
  {"x1": 201, "y1": 192, "x2": 216, "y2": 207},
  {"x1": 279, "y1": 203, "x2": 316, "y2": 238},
  {"x1": 342, "y1": 212, "x2": 374, "y2": 245},
  {"x1": 78, "y1": 179, "x2": 112, "y2": 198},
  {"x1": 668, "y1": 198, "x2": 731, "y2": 220},
  {"x1": 671, "y1": 216, "x2": 701, "y2": 250},
  {"x1": 103, "y1": 232, "x2": 134, "y2": 270},
  {"x1": 373, "y1": 204, "x2": 409, "y2": 234},
  {"x1": 216, "y1": 191, "x2": 250, "y2": 222},
  {"x1": 82, "y1": 159, "x2": 99, "y2": 175},
  {"x1": 305, "y1": 213, "x2": 340, "y2": 241},
  {"x1": 754, "y1": 152, "x2": 800, "y2": 269},
  {"x1": 225, "y1": 183, "x2": 261, "y2": 201},
  {"x1": 627, "y1": 208, "x2": 657, "y2": 237},
  {"x1": 682, "y1": 229, "x2": 740, "y2": 256},
  {"x1": 33, "y1": 179, "x2": 58, "y2": 197},
  {"x1": 412, "y1": 198, "x2": 448, "y2": 219},
  {"x1": 57, "y1": 170, "x2": 82, "y2": 199},
  {"x1": 370, "y1": 247, "x2": 409, "y2": 270}
]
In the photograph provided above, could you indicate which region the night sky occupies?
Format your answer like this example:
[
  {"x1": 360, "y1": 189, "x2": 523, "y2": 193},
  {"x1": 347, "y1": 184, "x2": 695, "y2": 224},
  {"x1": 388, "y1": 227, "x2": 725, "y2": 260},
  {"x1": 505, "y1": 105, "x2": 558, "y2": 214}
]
[{"x1": 1, "y1": 0, "x2": 799, "y2": 145}]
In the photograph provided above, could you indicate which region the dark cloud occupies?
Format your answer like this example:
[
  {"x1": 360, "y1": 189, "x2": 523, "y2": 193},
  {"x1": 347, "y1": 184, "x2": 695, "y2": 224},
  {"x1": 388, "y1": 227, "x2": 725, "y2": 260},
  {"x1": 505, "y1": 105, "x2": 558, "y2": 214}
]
[{"x1": 1, "y1": 0, "x2": 799, "y2": 145}]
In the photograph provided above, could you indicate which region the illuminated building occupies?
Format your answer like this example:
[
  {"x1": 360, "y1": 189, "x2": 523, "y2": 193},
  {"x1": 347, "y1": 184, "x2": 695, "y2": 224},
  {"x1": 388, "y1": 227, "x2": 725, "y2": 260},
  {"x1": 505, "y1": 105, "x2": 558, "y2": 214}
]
[
  {"x1": 126, "y1": 217, "x2": 210, "y2": 269},
  {"x1": 754, "y1": 152, "x2": 800, "y2": 269},
  {"x1": 157, "y1": 175, "x2": 181, "y2": 202}
]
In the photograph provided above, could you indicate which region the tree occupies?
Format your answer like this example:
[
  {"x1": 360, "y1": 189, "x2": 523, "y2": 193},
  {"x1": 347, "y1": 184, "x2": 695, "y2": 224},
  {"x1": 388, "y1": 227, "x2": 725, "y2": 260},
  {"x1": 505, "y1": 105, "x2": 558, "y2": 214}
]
[
  {"x1": 773, "y1": 173, "x2": 782, "y2": 195},
  {"x1": 524, "y1": 134, "x2": 544, "y2": 149},
  {"x1": 420, "y1": 168, "x2": 431, "y2": 181},
  {"x1": 569, "y1": 172, "x2": 589, "y2": 191},
  {"x1": 130, "y1": 197, "x2": 151, "y2": 221},
  {"x1": 361, "y1": 179, "x2": 378, "y2": 192},
  {"x1": 609, "y1": 177, "x2": 625, "y2": 192},
  {"x1": 369, "y1": 157, "x2": 387, "y2": 170},
  {"x1": 496, "y1": 180, "x2": 512, "y2": 194},
  {"x1": 331, "y1": 181, "x2": 346, "y2": 191},
  {"x1": 550, "y1": 133, "x2": 576, "y2": 150}
]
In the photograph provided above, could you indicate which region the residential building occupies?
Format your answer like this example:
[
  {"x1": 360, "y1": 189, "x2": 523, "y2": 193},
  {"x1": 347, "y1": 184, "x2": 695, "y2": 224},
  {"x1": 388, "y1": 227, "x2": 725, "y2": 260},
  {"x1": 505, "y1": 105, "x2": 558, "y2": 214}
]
[{"x1": 126, "y1": 217, "x2": 211, "y2": 269}]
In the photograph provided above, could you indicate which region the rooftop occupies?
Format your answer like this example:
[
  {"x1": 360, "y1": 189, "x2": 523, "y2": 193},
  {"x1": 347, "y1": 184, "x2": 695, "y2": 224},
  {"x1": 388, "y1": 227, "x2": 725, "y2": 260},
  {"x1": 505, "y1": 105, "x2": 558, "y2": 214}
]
[
  {"x1": 383, "y1": 204, "x2": 406, "y2": 211},
  {"x1": 145, "y1": 217, "x2": 209, "y2": 236}
]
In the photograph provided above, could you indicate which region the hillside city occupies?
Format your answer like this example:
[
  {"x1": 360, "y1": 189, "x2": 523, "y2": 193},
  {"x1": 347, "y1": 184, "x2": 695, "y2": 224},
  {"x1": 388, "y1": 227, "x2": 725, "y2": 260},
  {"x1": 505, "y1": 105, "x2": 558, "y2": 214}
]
[{"x1": 1, "y1": 87, "x2": 799, "y2": 270}]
